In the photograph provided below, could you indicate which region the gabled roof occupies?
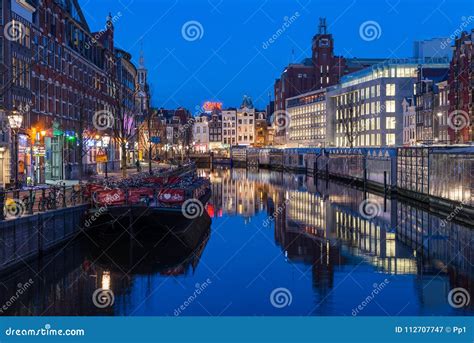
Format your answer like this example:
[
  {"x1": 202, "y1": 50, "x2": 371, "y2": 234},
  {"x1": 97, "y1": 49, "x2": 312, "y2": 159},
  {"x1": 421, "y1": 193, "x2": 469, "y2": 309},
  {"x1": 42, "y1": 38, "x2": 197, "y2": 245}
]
[{"x1": 240, "y1": 95, "x2": 254, "y2": 109}]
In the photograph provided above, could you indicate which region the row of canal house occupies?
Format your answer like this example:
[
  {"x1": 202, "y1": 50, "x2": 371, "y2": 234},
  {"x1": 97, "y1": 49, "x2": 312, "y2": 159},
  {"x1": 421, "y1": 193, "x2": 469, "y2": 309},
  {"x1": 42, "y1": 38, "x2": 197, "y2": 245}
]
[{"x1": 0, "y1": 0, "x2": 150, "y2": 186}]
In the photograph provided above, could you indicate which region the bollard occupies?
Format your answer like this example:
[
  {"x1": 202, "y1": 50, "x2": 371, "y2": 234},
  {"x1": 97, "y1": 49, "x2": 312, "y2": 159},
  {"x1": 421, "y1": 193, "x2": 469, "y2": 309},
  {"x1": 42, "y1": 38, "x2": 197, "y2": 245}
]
[
  {"x1": 0, "y1": 188, "x2": 5, "y2": 220},
  {"x1": 62, "y1": 185, "x2": 67, "y2": 208},
  {"x1": 80, "y1": 185, "x2": 85, "y2": 204},
  {"x1": 28, "y1": 189, "x2": 34, "y2": 215},
  {"x1": 52, "y1": 187, "x2": 57, "y2": 210}
]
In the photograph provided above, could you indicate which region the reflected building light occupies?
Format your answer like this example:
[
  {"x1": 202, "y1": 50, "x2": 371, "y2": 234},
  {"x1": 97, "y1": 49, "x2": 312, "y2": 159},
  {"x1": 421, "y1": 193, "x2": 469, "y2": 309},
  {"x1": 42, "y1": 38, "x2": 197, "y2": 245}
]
[{"x1": 101, "y1": 271, "x2": 111, "y2": 290}]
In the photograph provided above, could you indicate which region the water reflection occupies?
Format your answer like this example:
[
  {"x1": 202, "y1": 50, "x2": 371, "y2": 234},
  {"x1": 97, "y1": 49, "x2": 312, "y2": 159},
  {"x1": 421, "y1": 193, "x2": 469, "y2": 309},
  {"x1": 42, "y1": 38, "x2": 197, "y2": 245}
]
[
  {"x1": 0, "y1": 215, "x2": 211, "y2": 316},
  {"x1": 202, "y1": 167, "x2": 473, "y2": 315},
  {"x1": 0, "y1": 168, "x2": 472, "y2": 316}
]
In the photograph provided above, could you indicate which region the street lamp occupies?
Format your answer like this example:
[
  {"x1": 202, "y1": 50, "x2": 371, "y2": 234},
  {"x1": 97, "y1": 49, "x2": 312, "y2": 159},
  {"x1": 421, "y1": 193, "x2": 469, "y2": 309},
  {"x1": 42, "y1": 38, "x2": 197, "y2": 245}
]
[
  {"x1": 101, "y1": 134, "x2": 111, "y2": 179},
  {"x1": 8, "y1": 108, "x2": 24, "y2": 189}
]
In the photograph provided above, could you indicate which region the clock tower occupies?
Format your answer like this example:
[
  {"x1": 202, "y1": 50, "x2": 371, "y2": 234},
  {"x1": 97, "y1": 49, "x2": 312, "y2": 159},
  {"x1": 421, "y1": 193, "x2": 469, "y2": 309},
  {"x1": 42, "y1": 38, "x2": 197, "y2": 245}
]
[{"x1": 311, "y1": 18, "x2": 345, "y2": 89}]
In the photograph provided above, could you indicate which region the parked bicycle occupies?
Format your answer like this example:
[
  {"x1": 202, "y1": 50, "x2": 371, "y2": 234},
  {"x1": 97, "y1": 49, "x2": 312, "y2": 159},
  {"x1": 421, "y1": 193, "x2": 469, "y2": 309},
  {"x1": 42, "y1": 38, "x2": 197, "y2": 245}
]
[{"x1": 38, "y1": 186, "x2": 64, "y2": 211}]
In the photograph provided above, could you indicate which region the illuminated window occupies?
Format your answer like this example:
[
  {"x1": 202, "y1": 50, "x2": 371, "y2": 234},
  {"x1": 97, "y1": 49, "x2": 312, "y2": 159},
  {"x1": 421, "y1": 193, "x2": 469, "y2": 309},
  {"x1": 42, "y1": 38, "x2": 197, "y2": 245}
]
[
  {"x1": 386, "y1": 117, "x2": 396, "y2": 129},
  {"x1": 386, "y1": 84, "x2": 395, "y2": 96},
  {"x1": 385, "y1": 100, "x2": 395, "y2": 113},
  {"x1": 386, "y1": 133, "x2": 396, "y2": 146}
]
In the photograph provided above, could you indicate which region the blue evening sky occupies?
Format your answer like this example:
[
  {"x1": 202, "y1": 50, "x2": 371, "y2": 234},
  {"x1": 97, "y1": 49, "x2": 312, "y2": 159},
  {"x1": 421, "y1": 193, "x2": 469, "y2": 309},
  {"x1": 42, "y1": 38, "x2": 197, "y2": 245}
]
[{"x1": 79, "y1": 0, "x2": 473, "y2": 111}]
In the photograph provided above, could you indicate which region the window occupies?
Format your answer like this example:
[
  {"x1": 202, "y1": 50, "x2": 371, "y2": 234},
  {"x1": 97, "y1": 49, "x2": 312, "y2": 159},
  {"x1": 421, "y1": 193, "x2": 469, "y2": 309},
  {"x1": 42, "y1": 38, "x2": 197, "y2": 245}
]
[
  {"x1": 386, "y1": 133, "x2": 396, "y2": 146},
  {"x1": 386, "y1": 117, "x2": 396, "y2": 129},
  {"x1": 386, "y1": 84, "x2": 395, "y2": 96},
  {"x1": 385, "y1": 100, "x2": 395, "y2": 113}
]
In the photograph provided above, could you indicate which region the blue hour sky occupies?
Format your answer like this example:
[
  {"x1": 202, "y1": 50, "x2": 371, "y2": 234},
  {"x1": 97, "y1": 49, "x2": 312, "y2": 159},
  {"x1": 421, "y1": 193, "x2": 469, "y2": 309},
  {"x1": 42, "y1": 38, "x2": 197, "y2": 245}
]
[{"x1": 79, "y1": 0, "x2": 473, "y2": 111}]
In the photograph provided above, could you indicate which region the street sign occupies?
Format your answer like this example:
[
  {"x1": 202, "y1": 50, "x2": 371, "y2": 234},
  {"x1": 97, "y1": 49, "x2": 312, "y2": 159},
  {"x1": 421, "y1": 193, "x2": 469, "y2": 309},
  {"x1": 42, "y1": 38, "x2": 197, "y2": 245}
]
[
  {"x1": 96, "y1": 154, "x2": 108, "y2": 163},
  {"x1": 150, "y1": 136, "x2": 161, "y2": 144}
]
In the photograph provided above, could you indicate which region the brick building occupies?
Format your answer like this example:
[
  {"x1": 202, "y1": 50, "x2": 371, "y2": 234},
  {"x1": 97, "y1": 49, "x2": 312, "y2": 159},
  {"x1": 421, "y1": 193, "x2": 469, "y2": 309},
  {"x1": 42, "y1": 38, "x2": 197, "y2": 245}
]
[
  {"x1": 448, "y1": 29, "x2": 473, "y2": 143},
  {"x1": 29, "y1": 1, "x2": 119, "y2": 182},
  {"x1": 0, "y1": 0, "x2": 146, "y2": 183}
]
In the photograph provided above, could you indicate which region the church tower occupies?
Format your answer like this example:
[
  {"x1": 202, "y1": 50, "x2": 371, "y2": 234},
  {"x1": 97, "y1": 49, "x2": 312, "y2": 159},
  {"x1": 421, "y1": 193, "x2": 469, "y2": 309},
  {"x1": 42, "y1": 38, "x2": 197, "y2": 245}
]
[{"x1": 135, "y1": 45, "x2": 149, "y2": 114}]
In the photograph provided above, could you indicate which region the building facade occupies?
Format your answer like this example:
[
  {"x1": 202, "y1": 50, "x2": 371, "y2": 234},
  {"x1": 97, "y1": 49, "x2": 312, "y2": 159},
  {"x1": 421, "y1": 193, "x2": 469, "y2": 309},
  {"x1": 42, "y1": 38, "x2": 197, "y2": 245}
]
[
  {"x1": 402, "y1": 97, "x2": 416, "y2": 146},
  {"x1": 0, "y1": 0, "x2": 142, "y2": 183},
  {"x1": 192, "y1": 114, "x2": 209, "y2": 152},
  {"x1": 254, "y1": 111, "x2": 268, "y2": 147},
  {"x1": 222, "y1": 109, "x2": 236, "y2": 147},
  {"x1": 329, "y1": 59, "x2": 449, "y2": 148},
  {"x1": 413, "y1": 38, "x2": 451, "y2": 61},
  {"x1": 286, "y1": 88, "x2": 330, "y2": 147},
  {"x1": 448, "y1": 29, "x2": 473, "y2": 143},
  {"x1": 236, "y1": 96, "x2": 255, "y2": 146},
  {"x1": 414, "y1": 67, "x2": 449, "y2": 144},
  {"x1": 208, "y1": 110, "x2": 222, "y2": 150},
  {"x1": 434, "y1": 80, "x2": 450, "y2": 143}
]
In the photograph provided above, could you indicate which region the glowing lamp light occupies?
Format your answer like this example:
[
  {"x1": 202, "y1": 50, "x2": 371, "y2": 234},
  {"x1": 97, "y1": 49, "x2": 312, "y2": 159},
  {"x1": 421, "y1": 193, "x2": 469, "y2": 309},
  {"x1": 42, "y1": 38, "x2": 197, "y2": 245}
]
[
  {"x1": 102, "y1": 134, "x2": 111, "y2": 148},
  {"x1": 101, "y1": 271, "x2": 111, "y2": 290},
  {"x1": 7, "y1": 108, "x2": 23, "y2": 130},
  {"x1": 437, "y1": 112, "x2": 443, "y2": 117},
  {"x1": 40, "y1": 130, "x2": 46, "y2": 137}
]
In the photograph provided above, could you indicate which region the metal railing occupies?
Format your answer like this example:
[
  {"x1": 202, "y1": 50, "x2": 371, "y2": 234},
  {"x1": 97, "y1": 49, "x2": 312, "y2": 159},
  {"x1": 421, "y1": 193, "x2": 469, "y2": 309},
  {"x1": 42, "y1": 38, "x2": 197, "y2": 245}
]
[{"x1": 0, "y1": 184, "x2": 90, "y2": 220}]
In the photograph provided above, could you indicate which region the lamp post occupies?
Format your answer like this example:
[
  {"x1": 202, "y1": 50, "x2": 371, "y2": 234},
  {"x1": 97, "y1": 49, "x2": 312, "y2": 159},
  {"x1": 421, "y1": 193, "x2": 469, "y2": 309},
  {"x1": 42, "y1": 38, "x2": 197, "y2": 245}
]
[
  {"x1": 436, "y1": 112, "x2": 443, "y2": 143},
  {"x1": 8, "y1": 108, "x2": 24, "y2": 189},
  {"x1": 101, "y1": 134, "x2": 111, "y2": 179}
]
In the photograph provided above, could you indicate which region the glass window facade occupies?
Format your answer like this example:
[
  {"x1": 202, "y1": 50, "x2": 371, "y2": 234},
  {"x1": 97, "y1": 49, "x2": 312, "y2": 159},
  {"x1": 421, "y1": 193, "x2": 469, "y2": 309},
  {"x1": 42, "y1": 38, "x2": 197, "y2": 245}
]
[
  {"x1": 397, "y1": 148, "x2": 429, "y2": 194},
  {"x1": 429, "y1": 152, "x2": 473, "y2": 206}
]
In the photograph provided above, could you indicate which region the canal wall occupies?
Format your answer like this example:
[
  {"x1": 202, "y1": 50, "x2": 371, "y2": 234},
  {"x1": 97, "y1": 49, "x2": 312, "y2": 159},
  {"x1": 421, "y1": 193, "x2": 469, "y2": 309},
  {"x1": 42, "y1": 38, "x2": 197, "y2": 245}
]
[
  {"x1": 0, "y1": 205, "x2": 88, "y2": 273},
  {"x1": 230, "y1": 146, "x2": 474, "y2": 217}
]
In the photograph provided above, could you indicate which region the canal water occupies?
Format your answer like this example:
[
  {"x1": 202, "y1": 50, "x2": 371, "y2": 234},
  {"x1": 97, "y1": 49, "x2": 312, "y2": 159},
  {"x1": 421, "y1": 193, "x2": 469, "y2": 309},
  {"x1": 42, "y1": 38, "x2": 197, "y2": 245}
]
[{"x1": 0, "y1": 168, "x2": 472, "y2": 316}]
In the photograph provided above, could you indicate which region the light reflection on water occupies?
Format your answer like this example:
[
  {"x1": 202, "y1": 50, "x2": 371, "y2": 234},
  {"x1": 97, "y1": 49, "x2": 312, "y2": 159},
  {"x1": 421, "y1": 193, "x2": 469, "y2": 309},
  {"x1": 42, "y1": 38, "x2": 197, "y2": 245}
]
[{"x1": 0, "y1": 167, "x2": 472, "y2": 316}]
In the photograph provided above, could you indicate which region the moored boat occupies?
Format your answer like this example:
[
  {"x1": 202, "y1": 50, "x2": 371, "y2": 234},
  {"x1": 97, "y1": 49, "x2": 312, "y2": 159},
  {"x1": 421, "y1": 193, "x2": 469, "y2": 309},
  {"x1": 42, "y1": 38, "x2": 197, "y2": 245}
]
[{"x1": 84, "y1": 164, "x2": 211, "y2": 230}]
